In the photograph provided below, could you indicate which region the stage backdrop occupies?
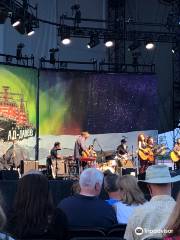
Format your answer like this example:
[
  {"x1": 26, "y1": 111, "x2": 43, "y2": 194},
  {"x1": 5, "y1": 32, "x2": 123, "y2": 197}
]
[
  {"x1": 40, "y1": 71, "x2": 158, "y2": 135},
  {"x1": 39, "y1": 71, "x2": 158, "y2": 162},
  {"x1": 0, "y1": 65, "x2": 37, "y2": 162}
]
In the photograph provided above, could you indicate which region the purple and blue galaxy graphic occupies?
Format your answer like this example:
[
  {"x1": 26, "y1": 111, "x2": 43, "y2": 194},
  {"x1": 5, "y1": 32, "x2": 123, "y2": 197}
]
[{"x1": 40, "y1": 71, "x2": 158, "y2": 135}]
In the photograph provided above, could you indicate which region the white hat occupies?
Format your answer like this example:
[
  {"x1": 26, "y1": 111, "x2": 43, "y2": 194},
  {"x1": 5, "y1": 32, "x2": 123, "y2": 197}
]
[{"x1": 139, "y1": 165, "x2": 180, "y2": 184}]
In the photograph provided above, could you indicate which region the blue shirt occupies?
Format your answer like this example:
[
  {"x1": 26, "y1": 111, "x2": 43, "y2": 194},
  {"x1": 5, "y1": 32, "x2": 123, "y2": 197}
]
[
  {"x1": 106, "y1": 198, "x2": 119, "y2": 206},
  {"x1": 58, "y1": 194, "x2": 117, "y2": 229}
]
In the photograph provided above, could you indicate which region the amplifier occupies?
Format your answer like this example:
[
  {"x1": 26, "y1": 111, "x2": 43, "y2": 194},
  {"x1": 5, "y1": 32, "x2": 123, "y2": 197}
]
[
  {"x1": 121, "y1": 167, "x2": 137, "y2": 176},
  {"x1": 23, "y1": 160, "x2": 39, "y2": 174}
]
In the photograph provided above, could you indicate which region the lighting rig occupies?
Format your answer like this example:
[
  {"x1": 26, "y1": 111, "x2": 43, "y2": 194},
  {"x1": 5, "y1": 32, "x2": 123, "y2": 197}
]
[{"x1": 0, "y1": 0, "x2": 39, "y2": 36}]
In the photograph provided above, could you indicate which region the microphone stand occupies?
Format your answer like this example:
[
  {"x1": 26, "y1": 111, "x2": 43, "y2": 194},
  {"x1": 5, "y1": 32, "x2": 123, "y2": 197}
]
[{"x1": 95, "y1": 139, "x2": 105, "y2": 163}]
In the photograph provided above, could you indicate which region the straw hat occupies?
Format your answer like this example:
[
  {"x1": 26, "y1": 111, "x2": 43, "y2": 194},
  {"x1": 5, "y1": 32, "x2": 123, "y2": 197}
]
[{"x1": 139, "y1": 165, "x2": 180, "y2": 184}]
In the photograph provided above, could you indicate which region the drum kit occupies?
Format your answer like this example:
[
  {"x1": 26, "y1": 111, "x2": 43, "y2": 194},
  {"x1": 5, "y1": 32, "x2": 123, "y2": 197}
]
[{"x1": 96, "y1": 153, "x2": 135, "y2": 174}]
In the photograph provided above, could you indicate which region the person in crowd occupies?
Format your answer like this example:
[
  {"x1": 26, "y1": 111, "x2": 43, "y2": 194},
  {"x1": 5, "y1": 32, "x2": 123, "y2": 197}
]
[
  {"x1": 104, "y1": 173, "x2": 121, "y2": 206},
  {"x1": 74, "y1": 131, "x2": 90, "y2": 173},
  {"x1": 71, "y1": 180, "x2": 81, "y2": 195},
  {"x1": 124, "y1": 165, "x2": 180, "y2": 240},
  {"x1": 6, "y1": 171, "x2": 68, "y2": 239},
  {"x1": 114, "y1": 175, "x2": 146, "y2": 224},
  {"x1": 164, "y1": 191, "x2": 180, "y2": 239},
  {"x1": 58, "y1": 168, "x2": 117, "y2": 229},
  {"x1": 0, "y1": 192, "x2": 14, "y2": 240}
]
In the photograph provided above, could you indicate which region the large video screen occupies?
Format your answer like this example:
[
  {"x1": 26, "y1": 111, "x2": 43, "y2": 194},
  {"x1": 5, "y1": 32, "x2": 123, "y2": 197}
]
[
  {"x1": 0, "y1": 65, "x2": 37, "y2": 162},
  {"x1": 40, "y1": 71, "x2": 158, "y2": 136}
]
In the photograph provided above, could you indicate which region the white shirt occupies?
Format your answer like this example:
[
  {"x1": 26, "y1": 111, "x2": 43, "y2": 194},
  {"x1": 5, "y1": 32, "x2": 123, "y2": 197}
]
[
  {"x1": 0, "y1": 233, "x2": 14, "y2": 240},
  {"x1": 114, "y1": 201, "x2": 140, "y2": 224},
  {"x1": 124, "y1": 195, "x2": 176, "y2": 240}
]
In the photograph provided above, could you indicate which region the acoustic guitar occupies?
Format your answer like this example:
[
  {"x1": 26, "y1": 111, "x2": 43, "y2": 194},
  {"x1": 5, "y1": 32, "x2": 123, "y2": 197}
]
[
  {"x1": 138, "y1": 147, "x2": 154, "y2": 162},
  {"x1": 170, "y1": 151, "x2": 180, "y2": 162}
]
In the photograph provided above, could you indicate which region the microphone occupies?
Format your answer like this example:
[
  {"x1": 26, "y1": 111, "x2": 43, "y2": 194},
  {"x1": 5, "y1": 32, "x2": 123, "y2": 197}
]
[{"x1": 93, "y1": 138, "x2": 96, "y2": 144}]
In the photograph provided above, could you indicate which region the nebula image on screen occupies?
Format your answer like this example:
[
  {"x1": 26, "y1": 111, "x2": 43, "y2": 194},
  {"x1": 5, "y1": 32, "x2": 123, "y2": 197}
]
[{"x1": 39, "y1": 71, "x2": 158, "y2": 135}]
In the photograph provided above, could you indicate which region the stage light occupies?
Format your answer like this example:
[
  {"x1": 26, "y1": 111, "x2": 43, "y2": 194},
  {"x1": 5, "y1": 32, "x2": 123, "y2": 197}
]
[
  {"x1": 12, "y1": 20, "x2": 21, "y2": 27},
  {"x1": 172, "y1": 48, "x2": 175, "y2": 53},
  {"x1": 104, "y1": 40, "x2": 114, "y2": 48},
  {"x1": 61, "y1": 31, "x2": 71, "y2": 45},
  {"x1": 145, "y1": 41, "x2": 155, "y2": 50},
  {"x1": 128, "y1": 41, "x2": 140, "y2": 51},
  {"x1": 11, "y1": 15, "x2": 21, "y2": 27},
  {"x1": 87, "y1": 34, "x2": 100, "y2": 49},
  {"x1": 26, "y1": 24, "x2": 35, "y2": 36},
  {"x1": 61, "y1": 37, "x2": 71, "y2": 45}
]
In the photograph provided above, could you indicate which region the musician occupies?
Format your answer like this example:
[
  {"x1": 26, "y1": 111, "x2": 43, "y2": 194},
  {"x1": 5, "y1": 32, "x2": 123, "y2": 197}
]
[
  {"x1": 116, "y1": 139, "x2": 128, "y2": 156},
  {"x1": 49, "y1": 142, "x2": 62, "y2": 178},
  {"x1": 74, "y1": 131, "x2": 90, "y2": 173},
  {"x1": 138, "y1": 133, "x2": 149, "y2": 174},
  {"x1": 173, "y1": 138, "x2": 180, "y2": 170},
  {"x1": 146, "y1": 136, "x2": 154, "y2": 149}
]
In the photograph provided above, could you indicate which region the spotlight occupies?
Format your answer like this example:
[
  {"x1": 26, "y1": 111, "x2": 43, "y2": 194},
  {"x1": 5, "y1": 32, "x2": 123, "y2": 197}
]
[
  {"x1": 128, "y1": 41, "x2": 141, "y2": 51},
  {"x1": 104, "y1": 40, "x2": 114, "y2": 48},
  {"x1": 11, "y1": 15, "x2": 21, "y2": 27},
  {"x1": 145, "y1": 41, "x2": 155, "y2": 50},
  {"x1": 26, "y1": 24, "x2": 35, "y2": 36},
  {"x1": 61, "y1": 36, "x2": 71, "y2": 45},
  {"x1": 61, "y1": 30, "x2": 71, "y2": 45},
  {"x1": 12, "y1": 20, "x2": 21, "y2": 27},
  {"x1": 87, "y1": 34, "x2": 100, "y2": 49},
  {"x1": 15, "y1": 22, "x2": 26, "y2": 35},
  {"x1": 172, "y1": 48, "x2": 175, "y2": 54}
]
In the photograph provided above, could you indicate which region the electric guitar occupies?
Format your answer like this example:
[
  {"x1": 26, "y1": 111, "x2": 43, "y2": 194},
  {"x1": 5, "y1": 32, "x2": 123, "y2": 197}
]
[{"x1": 170, "y1": 150, "x2": 180, "y2": 162}]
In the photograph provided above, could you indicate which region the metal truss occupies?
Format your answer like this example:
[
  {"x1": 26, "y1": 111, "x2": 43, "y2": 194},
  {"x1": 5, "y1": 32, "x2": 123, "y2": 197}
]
[
  {"x1": 40, "y1": 58, "x2": 155, "y2": 74},
  {"x1": 0, "y1": 53, "x2": 35, "y2": 67},
  {"x1": 0, "y1": 0, "x2": 39, "y2": 29}
]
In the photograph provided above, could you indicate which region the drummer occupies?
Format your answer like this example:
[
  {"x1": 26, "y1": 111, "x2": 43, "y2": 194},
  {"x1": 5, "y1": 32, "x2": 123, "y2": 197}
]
[{"x1": 74, "y1": 131, "x2": 90, "y2": 173}]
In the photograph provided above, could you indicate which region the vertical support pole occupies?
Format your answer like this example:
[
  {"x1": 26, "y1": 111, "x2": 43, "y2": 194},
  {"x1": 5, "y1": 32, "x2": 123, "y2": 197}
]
[{"x1": 35, "y1": 68, "x2": 40, "y2": 167}]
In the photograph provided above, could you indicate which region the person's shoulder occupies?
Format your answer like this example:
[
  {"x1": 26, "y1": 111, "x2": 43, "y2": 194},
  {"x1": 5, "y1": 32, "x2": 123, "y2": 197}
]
[
  {"x1": 0, "y1": 233, "x2": 15, "y2": 240},
  {"x1": 97, "y1": 198, "x2": 116, "y2": 210},
  {"x1": 58, "y1": 195, "x2": 76, "y2": 207}
]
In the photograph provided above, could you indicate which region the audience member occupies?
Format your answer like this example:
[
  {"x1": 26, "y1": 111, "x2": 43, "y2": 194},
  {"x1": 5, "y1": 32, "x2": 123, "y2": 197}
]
[
  {"x1": 114, "y1": 175, "x2": 146, "y2": 224},
  {"x1": 164, "y1": 191, "x2": 180, "y2": 239},
  {"x1": 58, "y1": 168, "x2": 117, "y2": 229},
  {"x1": 124, "y1": 165, "x2": 180, "y2": 240},
  {"x1": 6, "y1": 171, "x2": 68, "y2": 239},
  {"x1": 104, "y1": 173, "x2": 121, "y2": 206},
  {"x1": 0, "y1": 192, "x2": 14, "y2": 240},
  {"x1": 71, "y1": 180, "x2": 81, "y2": 195}
]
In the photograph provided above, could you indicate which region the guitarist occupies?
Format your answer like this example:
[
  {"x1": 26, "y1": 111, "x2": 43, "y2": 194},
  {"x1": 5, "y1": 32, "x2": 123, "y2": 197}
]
[
  {"x1": 116, "y1": 138, "x2": 128, "y2": 167},
  {"x1": 117, "y1": 138, "x2": 128, "y2": 156},
  {"x1": 146, "y1": 136, "x2": 155, "y2": 164},
  {"x1": 173, "y1": 138, "x2": 180, "y2": 170},
  {"x1": 74, "y1": 131, "x2": 90, "y2": 173},
  {"x1": 138, "y1": 133, "x2": 149, "y2": 174}
]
